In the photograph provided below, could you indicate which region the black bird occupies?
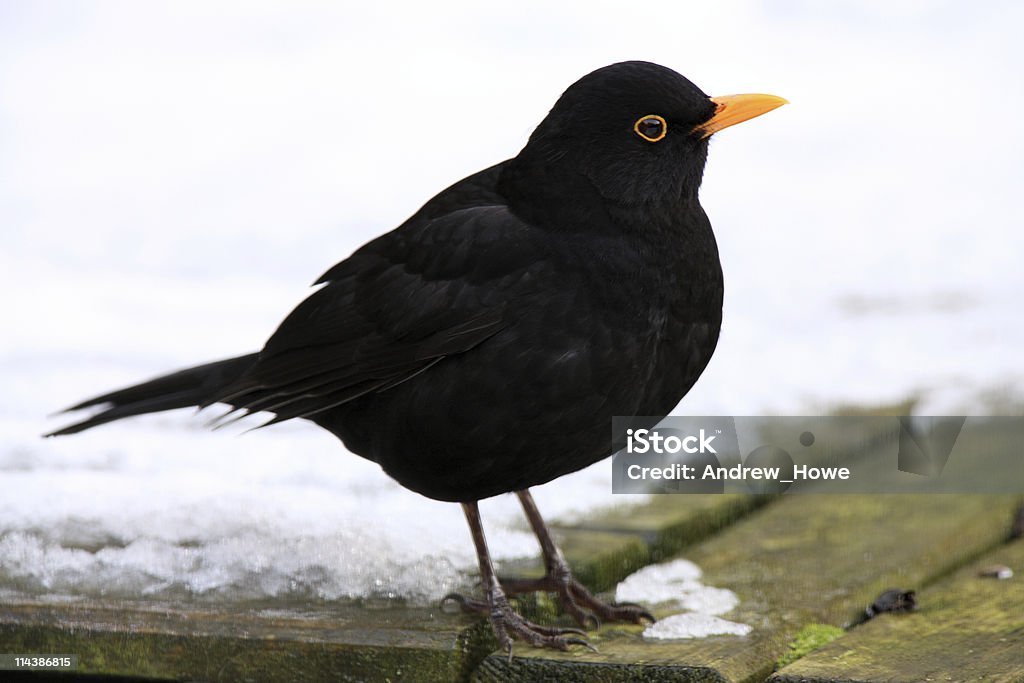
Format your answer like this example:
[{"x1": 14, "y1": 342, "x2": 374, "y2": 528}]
[{"x1": 48, "y1": 61, "x2": 785, "y2": 653}]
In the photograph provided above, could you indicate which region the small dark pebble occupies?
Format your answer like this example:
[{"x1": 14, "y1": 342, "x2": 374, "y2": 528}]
[
  {"x1": 978, "y1": 564, "x2": 1013, "y2": 580},
  {"x1": 865, "y1": 588, "x2": 916, "y2": 618}
]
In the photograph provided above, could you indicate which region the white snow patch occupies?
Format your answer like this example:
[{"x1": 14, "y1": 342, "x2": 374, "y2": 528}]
[
  {"x1": 643, "y1": 613, "x2": 752, "y2": 640},
  {"x1": 615, "y1": 559, "x2": 751, "y2": 639},
  {"x1": 616, "y1": 559, "x2": 738, "y2": 616}
]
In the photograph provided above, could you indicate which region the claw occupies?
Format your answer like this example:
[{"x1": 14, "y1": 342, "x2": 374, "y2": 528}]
[
  {"x1": 441, "y1": 592, "x2": 465, "y2": 607},
  {"x1": 635, "y1": 609, "x2": 657, "y2": 624},
  {"x1": 498, "y1": 571, "x2": 655, "y2": 630},
  {"x1": 527, "y1": 623, "x2": 588, "y2": 638},
  {"x1": 442, "y1": 588, "x2": 596, "y2": 654},
  {"x1": 565, "y1": 638, "x2": 600, "y2": 654},
  {"x1": 441, "y1": 592, "x2": 487, "y2": 614}
]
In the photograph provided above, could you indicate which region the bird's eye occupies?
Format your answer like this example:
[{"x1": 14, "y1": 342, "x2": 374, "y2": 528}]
[{"x1": 633, "y1": 115, "x2": 667, "y2": 142}]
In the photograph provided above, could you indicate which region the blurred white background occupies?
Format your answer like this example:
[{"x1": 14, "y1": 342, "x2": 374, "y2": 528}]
[{"x1": 1, "y1": 1, "x2": 1022, "y2": 603}]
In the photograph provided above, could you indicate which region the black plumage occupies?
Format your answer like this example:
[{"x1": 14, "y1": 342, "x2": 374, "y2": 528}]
[{"x1": 49, "y1": 61, "x2": 785, "y2": 652}]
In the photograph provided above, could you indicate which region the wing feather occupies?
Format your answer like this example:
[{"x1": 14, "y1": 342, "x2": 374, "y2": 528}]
[{"x1": 209, "y1": 199, "x2": 542, "y2": 426}]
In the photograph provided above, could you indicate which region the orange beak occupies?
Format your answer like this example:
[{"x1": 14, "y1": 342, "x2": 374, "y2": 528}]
[{"x1": 693, "y1": 93, "x2": 788, "y2": 139}]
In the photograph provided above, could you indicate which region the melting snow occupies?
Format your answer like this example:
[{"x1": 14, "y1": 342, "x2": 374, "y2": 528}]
[{"x1": 616, "y1": 559, "x2": 752, "y2": 639}]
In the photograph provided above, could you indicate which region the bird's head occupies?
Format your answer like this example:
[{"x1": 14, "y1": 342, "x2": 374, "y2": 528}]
[{"x1": 505, "y1": 61, "x2": 786, "y2": 212}]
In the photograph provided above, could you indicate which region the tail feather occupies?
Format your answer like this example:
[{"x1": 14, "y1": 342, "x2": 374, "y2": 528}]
[{"x1": 46, "y1": 353, "x2": 260, "y2": 437}]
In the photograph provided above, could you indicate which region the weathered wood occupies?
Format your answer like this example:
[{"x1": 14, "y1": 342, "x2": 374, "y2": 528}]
[
  {"x1": 473, "y1": 494, "x2": 1019, "y2": 683},
  {"x1": 0, "y1": 495, "x2": 765, "y2": 682},
  {"x1": 771, "y1": 535, "x2": 1024, "y2": 683},
  {"x1": 0, "y1": 598, "x2": 490, "y2": 682}
]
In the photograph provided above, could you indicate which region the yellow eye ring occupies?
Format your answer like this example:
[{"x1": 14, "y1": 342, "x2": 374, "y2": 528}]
[{"x1": 633, "y1": 114, "x2": 667, "y2": 142}]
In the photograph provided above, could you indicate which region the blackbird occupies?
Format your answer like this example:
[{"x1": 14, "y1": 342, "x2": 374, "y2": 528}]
[{"x1": 48, "y1": 61, "x2": 785, "y2": 653}]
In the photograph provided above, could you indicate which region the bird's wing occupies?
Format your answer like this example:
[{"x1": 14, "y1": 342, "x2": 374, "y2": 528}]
[{"x1": 212, "y1": 200, "x2": 542, "y2": 427}]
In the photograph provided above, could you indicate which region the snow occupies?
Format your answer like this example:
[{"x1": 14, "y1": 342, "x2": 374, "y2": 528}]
[
  {"x1": 2, "y1": 2, "x2": 1022, "y2": 604},
  {"x1": 643, "y1": 613, "x2": 752, "y2": 640},
  {"x1": 614, "y1": 559, "x2": 751, "y2": 639},
  {"x1": 616, "y1": 559, "x2": 740, "y2": 616}
]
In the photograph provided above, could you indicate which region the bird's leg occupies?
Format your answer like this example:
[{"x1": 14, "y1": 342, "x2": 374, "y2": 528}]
[
  {"x1": 499, "y1": 489, "x2": 655, "y2": 629},
  {"x1": 449, "y1": 501, "x2": 594, "y2": 656}
]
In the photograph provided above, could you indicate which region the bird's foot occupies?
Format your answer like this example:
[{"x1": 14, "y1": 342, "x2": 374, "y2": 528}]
[
  {"x1": 443, "y1": 589, "x2": 596, "y2": 657},
  {"x1": 500, "y1": 564, "x2": 655, "y2": 629}
]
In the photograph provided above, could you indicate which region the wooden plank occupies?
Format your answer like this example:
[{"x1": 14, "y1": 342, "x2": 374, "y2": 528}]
[
  {"x1": 0, "y1": 598, "x2": 489, "y2": 682},
  {"x1": 473, "y1": 494, "x2": 1018, "y2": 683},
  {"x1": 0, "y1": 495, "x2": 765, "y2": 682},
  {"x1": 771, "y1": 535, "x2": 1024, "y2": 682}
]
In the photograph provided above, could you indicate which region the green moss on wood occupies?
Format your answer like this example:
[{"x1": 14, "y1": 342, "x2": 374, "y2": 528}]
[{"x1": 775, "y1": 623, "x2": 845, "y2": 669}]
